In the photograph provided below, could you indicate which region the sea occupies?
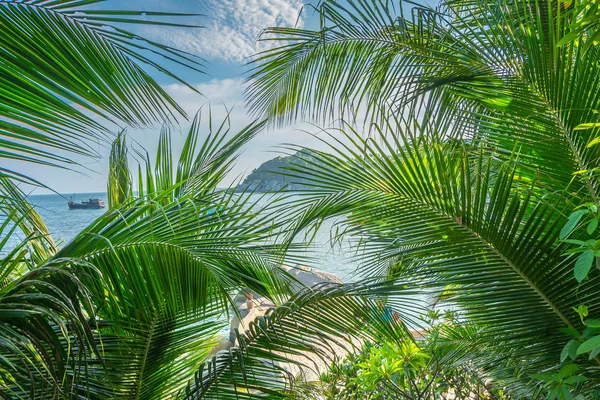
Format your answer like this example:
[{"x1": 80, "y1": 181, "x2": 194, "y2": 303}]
[{"x1": 10, "y1": 192, "x2": 360, "y2": 283}]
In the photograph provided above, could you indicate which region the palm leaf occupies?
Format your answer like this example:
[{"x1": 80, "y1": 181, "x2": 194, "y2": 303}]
[
  {"x1": 0, "y1": 178, "x2": 57, "y2": 261},
  {"x1": 27, "y1": 114, "x2": 297, "y2": 398},
  {"x1": 273, "y1": 121, "x2": 600, "y2": 393},
  {"x1": 107, "y1": 107, "x2": 266, "y2": 206},
  {"x1": 0, "y1": 0, "x2": 205, "y2": 183},
  {"x1": 246, "y1": 0, "x2": 600, "y2": 201},
  {"x1": 0, "y1": 257, "x2": 100, "y2": 398}
]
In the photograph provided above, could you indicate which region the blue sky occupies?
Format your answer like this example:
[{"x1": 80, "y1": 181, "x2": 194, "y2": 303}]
[
  {"x1": 14, "y1": 0, "x2": 432, "y2": 194},
  {"x1": 12, "y1": 0, "x2": 323, "y2": 194}
]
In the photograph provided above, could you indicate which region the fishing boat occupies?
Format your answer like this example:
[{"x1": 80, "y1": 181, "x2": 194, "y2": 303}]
[{"x1": 67, "y1": 196, "x2": 106, "y2": 210}]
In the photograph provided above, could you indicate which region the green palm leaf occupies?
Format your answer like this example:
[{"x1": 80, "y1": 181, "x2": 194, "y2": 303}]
[
  {"x1": 273, "y1": 121, "x2": 600, "y2": 393},
  {"x1": 0, "y1": 257, "x2": 99, "y2": 398},
  {"x1": 0, "y1": 178, "x2": 57, "y2": 261},
  {"x1": 34, "y1": 115, "x2": 295, "y2": 398},
  {"x1": 246, "y1": 0, "x2": 600, "y2": 200},
  {"x1": 0, "y1": 0, "x2": 204, "y2": 183}
]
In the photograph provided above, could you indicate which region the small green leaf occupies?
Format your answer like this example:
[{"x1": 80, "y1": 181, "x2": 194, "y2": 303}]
[
  {"x1": 561, "y1": 340, "x2": 580, "y2": 362},
  {"x1": 560, "y1": 327, "x2": 581, "y2": 338},
  {"x1": 561, "y1": 343, "x2": 570, "y2": 363},
  {"x1": 588, "y1": 218, "x2": 599, "y2": 234},
  {"x1": 589, "y1": 346, "x2": 600, "y2": 360},
  {"x1": 574, "y1": 250, "x2": 595, "y2": 282},
  {"x1": 575, "y1": 123, "x2": 600, "y2": 130},
  {"x1": 562, "y1": 386, "x2": 574, "y2": 400},
  {"x1": 576, "y1": 335, "x2": 600, "y2": 355},
  {"x1": 573, "y1": 305, "x2": 589, "y2": 323},
  {"x1": 563, "y1": 239, "x2": 588, "y2": 246},
  {"x1": 564, "y1": 375, "x2": 588, "y2": 384},
  {"x1": 582, "y1": 326, "x2": 599, "y2": 339},
  {"x1": 532, "y1": 373, "x2": 552, "y2": 381}
]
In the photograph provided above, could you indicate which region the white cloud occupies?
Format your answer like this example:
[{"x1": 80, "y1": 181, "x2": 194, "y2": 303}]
[
  {"x1": 164, "y1": 78, "x2": 244, "y2": 112},
  {"x1": 143, "y1": 0, "x2": 305, "y2": 62}
]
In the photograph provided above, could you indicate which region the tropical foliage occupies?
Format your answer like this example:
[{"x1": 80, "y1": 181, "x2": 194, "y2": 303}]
[
  {"x1": 0, "y1": 113, "x2": 284, "y2": 398},
  {"x1": 0, "y1": 0, "x2": 423, "y2": 397},
  {"x1": 7, "y1": 0, "x2": 600, "y2": 398},
  {"x1": 315, "y1": 312, "x2": 504, "y2": 399},
  {"x1": 245, "y1": 0, "x2": 600, "y2": 397},
  {"x1": 0, "y1": 109, "x2": 425, "y2": 398}
]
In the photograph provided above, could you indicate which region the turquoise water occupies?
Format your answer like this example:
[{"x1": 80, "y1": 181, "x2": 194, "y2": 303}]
[{"x1": 7, "y1": 192, "x2": 360, "y2": 282}]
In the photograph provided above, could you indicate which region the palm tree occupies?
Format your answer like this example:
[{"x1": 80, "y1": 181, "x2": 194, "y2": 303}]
[
  {"x1": 245, "y1": 0, "x2": 600, "y2": 396},
  {"x1": 0, "y1": 111, "x2": 288, "y2": 398},
  {"x1": 0, "y1": 2, "x2": 423, "y2": 398},
  {"x1": 1, "y1": 108, "x2": 422, "y2": 398}
]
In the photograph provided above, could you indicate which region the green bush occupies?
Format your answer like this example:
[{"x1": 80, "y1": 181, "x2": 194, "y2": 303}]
[{"x1": 317, "y1": 315, "x2": 507, "y2": 400}]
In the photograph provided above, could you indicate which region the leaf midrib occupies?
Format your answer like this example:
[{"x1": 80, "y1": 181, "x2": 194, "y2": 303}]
[{"x1": 133, "y1": 312, "x2": 158, "y2": 400}]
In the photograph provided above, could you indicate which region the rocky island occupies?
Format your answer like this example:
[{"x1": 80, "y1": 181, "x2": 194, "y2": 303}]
[{"x1": 237, "y1": 150, "x2": 319, "y2": 192}]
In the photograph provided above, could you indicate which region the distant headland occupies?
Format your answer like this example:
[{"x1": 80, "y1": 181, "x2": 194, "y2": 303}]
[{"x1": 236, "y1": 150, "x2": 318, "y2": 192}]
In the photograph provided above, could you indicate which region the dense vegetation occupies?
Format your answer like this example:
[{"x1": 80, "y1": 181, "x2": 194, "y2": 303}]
[
  {"x1": 3, "y1": 0, "x2": 600, "y2": 398},
  {"x1": 237, "y1": 150, "x2": 319, "y2": 192}
]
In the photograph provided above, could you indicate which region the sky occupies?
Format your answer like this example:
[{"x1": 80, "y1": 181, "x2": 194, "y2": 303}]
[{"x1": 11, "y1": 0, "x2": 432, "y2": 195}]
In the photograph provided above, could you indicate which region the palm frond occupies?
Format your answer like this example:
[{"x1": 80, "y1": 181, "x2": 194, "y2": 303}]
[
  {"x1": 273, "y1": 120, "x2": 600, "y2": 393},
  {"x1": 107, "y1": 131, "x2": 133, "y2": 209},
  {"x1": 247, "y1": 0, "x2": 600, "y2": 202},
  {"x1": 30, "y1": 113, "x2": 297, "y2": 398},
  {"x1": 0, "y1": 177, "x2": 57, "y2": 261},
  {"x1": 0, "y1": 0, "x2": 205, "y2": 183},
  {"x1": 0, "y1": 257, "x2": 99, "y2": 399},
  {"x1": 107, "y1": 107, "x2": 266, "y2": 206}
]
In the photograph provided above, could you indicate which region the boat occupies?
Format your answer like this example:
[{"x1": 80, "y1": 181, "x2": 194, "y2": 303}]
[{"x1": 67, "y1": 196, "x2": 106, "y2": 210}]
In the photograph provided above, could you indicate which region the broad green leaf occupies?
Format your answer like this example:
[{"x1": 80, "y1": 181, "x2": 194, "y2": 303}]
[
  {"x1": 560, "y1": 327, "x2": 582, "y2": 338},
  {"x1": 562, "y1": 386, "x2": 574, "y2": 400},
  {"x1": 582, "y1": 327, "x2": 599, "y2": 339},
  {"x1": 559, "y1": 363, "x2": 578, "y2": 377},
  {"x1": 576, "y1": 335, "x2": 600, "y2": 355},
  {"x1": 585, "y1": 319, "x2": 600, "y2": 328},
  {"x1": 587, "y1": 218, "x2": 599, "y2": 234},
  {"x1": 563, "y1": 375, "x2": 588, "y2": 384},
  {"x1": 561, "y1": 340, "x2": 580, "y2": 362},
  {"x1": 563, "y1": 239, "x2": 588, "y2": 246},
  {"x1": 532, "y1": 373, "x2": 553, "y2": 381},
  {"x1": 574, "y1": 250, "x2": 595, "y2": 282},
  {"x1": 561, "y1": 210, "x2": 586, "y2": 239}
]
